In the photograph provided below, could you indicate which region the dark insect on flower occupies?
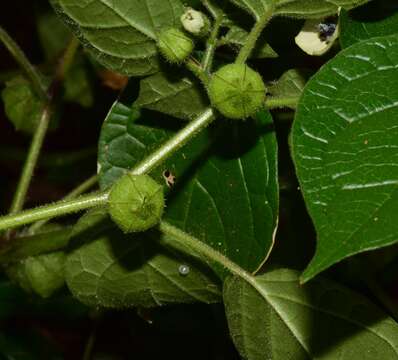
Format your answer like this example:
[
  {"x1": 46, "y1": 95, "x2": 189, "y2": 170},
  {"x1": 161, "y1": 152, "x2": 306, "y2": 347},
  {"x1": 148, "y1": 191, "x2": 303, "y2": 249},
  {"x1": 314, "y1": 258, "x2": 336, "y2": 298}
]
[
  {"x1": 162, "y1": 169, "x2": 176, "y2": 188},
  {"x1": 318, "y1": 21, "x2": 337, "y2": 42}
]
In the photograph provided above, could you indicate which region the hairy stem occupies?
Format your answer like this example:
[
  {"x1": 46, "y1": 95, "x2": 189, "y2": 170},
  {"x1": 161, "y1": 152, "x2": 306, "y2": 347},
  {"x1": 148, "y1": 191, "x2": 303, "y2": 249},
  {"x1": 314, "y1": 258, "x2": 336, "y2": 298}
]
[
  {"x1": 28, "y1": 174, "x2": 98, "y2": 234},
  {"x1": 0, "y1": 25, "x2": 47, "y2": 100},
  {"x1": 8, "y1": 38, "x2": 80, "y2": 221},
  {"x1": 160, "y1": 221, "x2": 252, "y2": 281},
  {"x1": 8, "y1": 104, "x2": 52, "y2": 216},
  {"x1": 202, "y1": 16, "x2": 223, "y2": 73},
  {"x1": 0, "y1": 192, "x2": 108, "y2": 232},
  {"x1": 0, "y1": 109, "x2": 215, "y2": 232},
  {"x1": 185, "y1": 57, "x2": 210, "y2": 85},
  {"x1": 161, "y1": 222, "x2": 272, "y2": 304},
  {"x1": 265, "y1": 96, "x2": 299, "y2": 110},
  {"x1": 130, "y1": 108, "x2": 215, "y2": 175},
  {"x1": 235, "y1": 6, "x2": 274, "y2": 64}
]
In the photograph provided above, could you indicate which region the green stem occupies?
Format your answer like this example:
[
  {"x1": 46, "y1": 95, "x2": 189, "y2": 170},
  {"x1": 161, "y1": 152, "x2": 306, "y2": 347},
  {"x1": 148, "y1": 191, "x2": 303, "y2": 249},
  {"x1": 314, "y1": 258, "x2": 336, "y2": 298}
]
[
  {"x1": 235, "y1": 6, "x2": 274, "y2": 64},
  {"x1": 202, "y1": 16, "x2": 223, "y2": 73},
  {"x1": 28, "y1": 174, "x2": 98, "y2": 234},
  {"x1": 0, "y1": 192, "x2": 108, "y2": 232},
  {"x1": 161, "y1": 222, "x2": 271, "y2": 304},
  {"x1": 0, "y1": 25, "x2": 47, "y2": 100},
  {"x1": 130, "y1": 108, "x2": 215, "y2": 175},
  {"x1": 160, "y1": 221, "x2": 252, "y2": 281},
  {"x1": 8, "y1": 104, "x2": 52, "y2": 215},
  {"x1": 265, "y1": 96, "x2": 298, "y2": 110},
  {"x1": 185, "y1": 58, "x2": 209, "y2": 85},
  {"x1": 0, "y1": 109, "x2": 215, "y2": 232},
  {"x1": 8, "y1": 38, "x2": 80, "y2": 219},
  {"x1": 54, "y1": 37, "x2": 79, "y2": 81}
]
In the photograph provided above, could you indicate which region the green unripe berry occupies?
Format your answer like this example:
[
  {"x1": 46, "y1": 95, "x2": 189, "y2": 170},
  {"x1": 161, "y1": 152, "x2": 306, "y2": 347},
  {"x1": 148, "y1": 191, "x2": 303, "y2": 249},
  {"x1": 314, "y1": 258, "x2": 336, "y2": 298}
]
[
  {"x1": 208, "y1": 64, "x2": 266, "y2": 120},
  {"x1": 157, "y1": 28, "x2": 194, "y2": 63},
  {"x1": 109, "y1": 174, "x2": 164, "y2": 233}
]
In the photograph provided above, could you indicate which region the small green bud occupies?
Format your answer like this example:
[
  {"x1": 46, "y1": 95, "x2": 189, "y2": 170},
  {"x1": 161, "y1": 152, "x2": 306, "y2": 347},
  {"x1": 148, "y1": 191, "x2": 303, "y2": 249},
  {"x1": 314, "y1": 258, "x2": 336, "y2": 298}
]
[
  {"x1": 208, "y1": 64, "x2": 266, "y2": 120},
  {"x1": 180, "y1": 8, "x2": 211, "y2": 37},
  {"x1": 157, "y1": 28, "x2": 194, "y2": 63},
  {"x1": 109, "y1": 174, "x2": 164, "y2": 233}
]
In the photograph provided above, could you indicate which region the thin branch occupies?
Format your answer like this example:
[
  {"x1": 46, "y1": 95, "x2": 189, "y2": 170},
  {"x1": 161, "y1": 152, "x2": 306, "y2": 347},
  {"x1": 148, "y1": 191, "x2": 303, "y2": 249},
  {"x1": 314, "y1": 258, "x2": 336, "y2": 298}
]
[
  {"x1": 235, "y1": 6, "x2": 274, "y2": 64},
  {"x1": 202, "y1": 16, "x2": 223, "y2": 73},
  {"x1": 8, "y1": 104, "x2": 52, "y2": 216},
  {"x1": 0, "y1": 25, "x2": 47, "y2": 100},
  {"x1": 29, "y1": 174, "x2": 98, "y2": 233},
  {"x1": 0, "y1": 192, "x2": 108, "y2": 232},
  {"x1": 8, "y1": 37, "x2": 80, "y2": 221},
  {"x1": 130, "y1": 108, "x2": 215, "y2": 175}
]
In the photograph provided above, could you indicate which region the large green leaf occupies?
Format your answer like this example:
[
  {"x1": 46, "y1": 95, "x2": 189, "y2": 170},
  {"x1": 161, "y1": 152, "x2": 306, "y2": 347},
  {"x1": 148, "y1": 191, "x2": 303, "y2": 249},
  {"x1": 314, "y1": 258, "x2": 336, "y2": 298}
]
[
  {"x1": 65, "y1": 208, "x2": 221, "y2": 308},
  {"x1": 224, "y1": 268, "x2": 398, "y2": 360},
  {"x1": 291, "y1": 34, "x2": 398, "y2": 282},
  {"x1": 98, "y1": 101, "x2": 278, "y2": 276},
  {"x1": 340, "y1": 1, "x2": 398, "y2": 48},
  {"x1": 135, "y1": 72, "x2": 209, "y2": 120},
  {"x1": 50, "y1": 0, "x2": 184, "y2": 76}
]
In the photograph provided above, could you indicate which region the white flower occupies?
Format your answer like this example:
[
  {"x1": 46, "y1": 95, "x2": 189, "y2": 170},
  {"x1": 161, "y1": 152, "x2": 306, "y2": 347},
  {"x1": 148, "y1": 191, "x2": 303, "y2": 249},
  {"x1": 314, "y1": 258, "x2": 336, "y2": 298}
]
[{"x1": 295, "y1": 18, "x2": 340, "y2": 56}]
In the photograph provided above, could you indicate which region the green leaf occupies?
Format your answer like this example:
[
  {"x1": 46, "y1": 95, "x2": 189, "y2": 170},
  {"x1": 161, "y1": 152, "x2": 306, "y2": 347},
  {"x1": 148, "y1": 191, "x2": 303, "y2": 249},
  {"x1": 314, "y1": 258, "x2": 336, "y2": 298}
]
[
  {"x1": 0, "y1": 227, "x2": 71, "y2": 263},
  {"x1": 291, "y1": 34, "x2": 398, "y2": 282},
  {"x1": 1, "y1": 76, "x2": 45, "y2": 134},
  {"x1": 224, "y1": 268, "x2": 398, "y2": 360},
  {"x1": 274, "y1": 0, "x2": 371, "y2": 18},
  {"x1": 340, "y1": 2, "x2": 398, "y2": 48},
  {"x1": 65, "y1": 208, "x2": 221, "y2": 308},
  {"x1": 227, "y1": 0, "x2": 370, "y2": 19},
  {"x1": 63, "y1": 57, "x2": 94, "y2": 108},
  {"x1": 50, "y1": 0, "x2": 184, "y2": 76},
  {"x1": 37, "y1": 11, "x2": 72, "y2": 61},
  {"x1": 37, "y1": 11, "x2": 94, "y2": 107},
  {"x1": 227, "y1": 0, "x2": 274, "y2": 20},
  {"x1": 135, "y1": 72, "x2": 209, "y2": 120},
  {"x1": 267, "y1": 69, "x2": 308, "y2": 109},
  {"x1": 221, "y1": 25, "x2": 278, "y2": 58},
  {"x1": 6, "y1": 251, "x2": 66, "y2": 298},
  {"x1": 98, "y1": 102, "x2": 279, "y2": 276}
]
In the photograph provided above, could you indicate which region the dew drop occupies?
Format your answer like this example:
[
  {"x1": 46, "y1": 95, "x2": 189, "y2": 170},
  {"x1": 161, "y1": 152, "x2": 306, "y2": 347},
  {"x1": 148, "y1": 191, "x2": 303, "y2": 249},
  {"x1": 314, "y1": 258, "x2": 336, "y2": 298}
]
[{"x1": 179, "y1": 264, "x2": 190, "y2": 276}]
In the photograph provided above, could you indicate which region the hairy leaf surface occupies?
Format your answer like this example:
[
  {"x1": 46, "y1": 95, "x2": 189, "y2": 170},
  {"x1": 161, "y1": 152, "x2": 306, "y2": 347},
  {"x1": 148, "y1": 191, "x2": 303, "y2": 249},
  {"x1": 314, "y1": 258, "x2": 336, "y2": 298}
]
[
  {"x1": 50, "y1": 0, "x2": 184, "y2": 76},
  {"x1": 228, "y1": 0, "x2": 370, "y2": 19},
  {"x1": 224, "y1": 269, "x2": 398, "y2": 359},
  {"x1": 65, "y1": 209, "x2": 220, "y2": 308},
  {"x1": 275, "y1": 0, "x2": 371, "y2": 18}
]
